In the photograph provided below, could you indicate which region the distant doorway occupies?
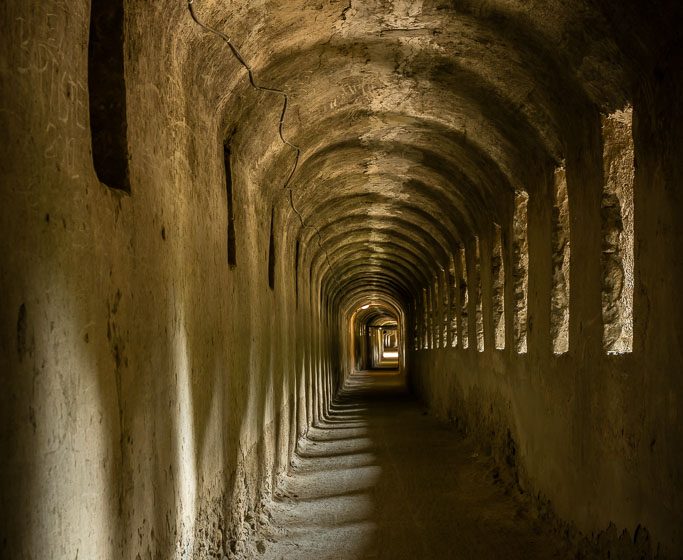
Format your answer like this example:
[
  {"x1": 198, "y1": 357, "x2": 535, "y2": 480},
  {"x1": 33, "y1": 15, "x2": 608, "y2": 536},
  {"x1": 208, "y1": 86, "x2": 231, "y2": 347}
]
[{"x1": 351, "y1": 303, "x2": 401, "y2": 371}]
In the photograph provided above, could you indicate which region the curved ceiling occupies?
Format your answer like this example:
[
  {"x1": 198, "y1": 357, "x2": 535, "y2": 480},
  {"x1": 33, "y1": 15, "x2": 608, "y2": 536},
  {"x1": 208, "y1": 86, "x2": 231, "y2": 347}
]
[{"x1": 178, "y1": 0, "x2": 651, "y2": 315}]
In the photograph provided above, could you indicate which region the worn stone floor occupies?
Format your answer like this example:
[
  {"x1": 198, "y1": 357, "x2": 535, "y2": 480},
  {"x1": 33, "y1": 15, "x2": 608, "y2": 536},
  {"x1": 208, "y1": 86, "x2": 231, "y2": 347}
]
[{"x1": 252, "y1": 370, "x2": 570, "y2": 560}]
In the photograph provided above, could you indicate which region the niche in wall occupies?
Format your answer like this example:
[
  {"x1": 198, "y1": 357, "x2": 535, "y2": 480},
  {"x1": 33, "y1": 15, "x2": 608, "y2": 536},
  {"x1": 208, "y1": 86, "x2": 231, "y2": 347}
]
[
  {"x1": 492, "y1": 224, "x2": 506, "y2": 350},
  {"x1": 448, "y1": 256, "x2": 458, "y2": 348},
  {"x1": 551, "y1": 165, "x2": 570, "y2": 355},
  {"x1": 428, "y1": 284, "x2": 435, "y2": 349},
  {"x1": 458, "y1": 246, "x2": 469, "y2": 349},
  {"x1": 224, "y1": 144, "x2": 237, "y2": 267},
  {"x1": 88, "y1": 0, "x2": 130, "y2": 192},
  {"x1": 422, "y1": 287, "x2": 429, "y2": 350},
  {"x1": 433, "y1": 276, "x2": 441, "y2": 348},
  {"x1": 413, "y1": 299, "x2": 420, "y2": 351},
  {"x1": 601, "y1": 105, "x2": 634, "y2": 354},
  {"x1": 294, "y1": 238, "x2": 300, "y2": 307},
  {"x1": 513, "y1": 191, "x2": 529, "y2": 353},
  {"x1": 441, "y1": 269, "x2": 449, "y2": 348},
  {"x1": 474, "y1": 237, "x2": 484, "y2": 352},
  {"x1": 268, "y1": 206, "x2": 276, "y2": 290}
]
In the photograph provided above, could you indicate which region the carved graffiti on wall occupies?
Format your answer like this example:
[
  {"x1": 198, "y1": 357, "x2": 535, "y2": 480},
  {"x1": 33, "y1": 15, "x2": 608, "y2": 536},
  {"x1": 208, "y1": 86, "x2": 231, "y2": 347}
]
[{"x1": 14, "y1": 3, "x2": 87, "y2": 178}]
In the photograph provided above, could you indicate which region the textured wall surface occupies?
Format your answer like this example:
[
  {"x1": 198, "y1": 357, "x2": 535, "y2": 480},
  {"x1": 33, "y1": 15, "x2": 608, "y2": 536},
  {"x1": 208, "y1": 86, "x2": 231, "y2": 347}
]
[
  {"x1": 1, "y1": 0, "x2": 681, "y2": 558},
  {"x1": 409, "y1": 66, "x2": 683, "y2": 555}
]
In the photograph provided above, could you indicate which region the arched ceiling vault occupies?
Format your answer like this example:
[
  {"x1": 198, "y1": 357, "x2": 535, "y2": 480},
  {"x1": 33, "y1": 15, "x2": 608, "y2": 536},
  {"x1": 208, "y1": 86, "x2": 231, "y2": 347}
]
[
  {"x1": 306, "y1": 210, "x2": 458, "y2": 272},
  {"x1": 329, "y1": 264, "x2": 415, "y2": 299},
  {"x1": 341, "y1": 286, "x2": 407, "y2": 319},
  {"x1": 346, "y1": 298, "x2": 404, "y2": 332},
  {"x1": 322, "y1": 250, "x2": 427, "y2": 300},
  {"x1": 178, "y1": 0, "x2": 645, "y2": 314},
  {"x1": 344, "y1": 304, "x2": 405, "y2": 347},
  {"x1": 355, "y1": 305, "x2": 397, "y2": 323},
  {"x1": 314, "y1": 235, "x2": 440, "y2": 288}
]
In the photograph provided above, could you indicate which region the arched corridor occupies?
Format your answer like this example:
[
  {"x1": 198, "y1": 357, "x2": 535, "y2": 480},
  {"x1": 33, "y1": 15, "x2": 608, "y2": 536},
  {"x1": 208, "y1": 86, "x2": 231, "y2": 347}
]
[{"x1": 1, "y1": 0, "x2": 682, "y2": 558}]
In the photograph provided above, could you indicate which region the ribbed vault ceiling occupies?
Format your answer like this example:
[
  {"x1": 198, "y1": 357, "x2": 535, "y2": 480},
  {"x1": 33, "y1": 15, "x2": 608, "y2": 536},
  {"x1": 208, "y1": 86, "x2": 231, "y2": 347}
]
[{"x1": 177, "y1": 0, "x2": 657, "y2": 313}]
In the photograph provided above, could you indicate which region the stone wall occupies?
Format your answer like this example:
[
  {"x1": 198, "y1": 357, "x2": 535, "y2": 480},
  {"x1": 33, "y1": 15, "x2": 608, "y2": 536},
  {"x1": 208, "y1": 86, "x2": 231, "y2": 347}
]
[
  {"x1": 1, "y1": 0, "x2": 681, "y2": 558},
  {"x1": 0, "y1": 1, "x2": 339, "y2": 557},
  {"x1": 408, "y1": 74, "x2": 683, "y2": 556}
]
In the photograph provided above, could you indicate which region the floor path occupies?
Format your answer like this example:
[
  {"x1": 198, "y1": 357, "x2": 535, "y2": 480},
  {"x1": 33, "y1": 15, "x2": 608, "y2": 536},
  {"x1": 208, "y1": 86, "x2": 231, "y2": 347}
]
[{"x1": 256, "y1": 370, "x2": 570, "y2": 560}]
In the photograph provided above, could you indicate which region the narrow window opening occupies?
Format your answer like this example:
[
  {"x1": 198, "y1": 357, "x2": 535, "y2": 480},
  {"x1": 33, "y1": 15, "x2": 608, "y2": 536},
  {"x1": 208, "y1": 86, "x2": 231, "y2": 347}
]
[
  {"x1": 294, "y1": 239, "x2": 300, "y2": 308},
  {"x1": 428, "y1": 285, "x2": 435, "y2": 349},
  {"x1": 433, "y1": 277, "x2": 441, "y2": 349},
  {"x1": 268, "y1": 206, "x2": 276, "y2": 290},
  {"x1": 601, "y1": 105, "x2": 634, "y2": 354},
  {"x1": 224, "y1": 144, "x2": 237, "y2": 267},
  {"x1": 492, "y1": 224, "x2": 506, "y2": 350},
  {"x1": 441, "y1": 269, "x2": 449, "y2": 348},
  {"x1": 417, "y1": 302, "x2": 422, "y2": 350},
  {"x1": 422, "y1": 288, "x2": 429, "y2": 350},
  {"x1": 551, "y1": 164, "x2": 570, "y2": 354},
  {"x1": 413, "y1": 299, "x2": 419, "y2": 351},
  {"x1": 449, "y1": 256, "x2": 458, "y2": 348},
  {"x1": 513, "y1": 191, "x2": 529, "y2": 353},
  {"x1": 415, "y1": 300, "x2": 421, "y2": 350},
  {"x1": 474, "y1": 237, "x2": 484, "y2": 352},
  {"x1": 88, "y1": 0, "x2": 130, "y2": 192},
  {"x1": 458, "y1": 246, "x2": 469, "y2": 349}
]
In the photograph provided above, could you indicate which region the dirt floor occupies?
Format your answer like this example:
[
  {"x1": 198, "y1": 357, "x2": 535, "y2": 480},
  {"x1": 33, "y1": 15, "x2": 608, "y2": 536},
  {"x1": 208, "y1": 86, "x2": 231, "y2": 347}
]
[{"x1": 248, "y1": 370, "x2": 571, "y2": 559}]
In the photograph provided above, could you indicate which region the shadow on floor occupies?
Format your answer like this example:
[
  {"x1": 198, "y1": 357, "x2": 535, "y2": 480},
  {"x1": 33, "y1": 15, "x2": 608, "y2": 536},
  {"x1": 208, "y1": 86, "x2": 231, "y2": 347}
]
[{"x1": 255, "y1": 370, "x2": 570, "y2": 560}]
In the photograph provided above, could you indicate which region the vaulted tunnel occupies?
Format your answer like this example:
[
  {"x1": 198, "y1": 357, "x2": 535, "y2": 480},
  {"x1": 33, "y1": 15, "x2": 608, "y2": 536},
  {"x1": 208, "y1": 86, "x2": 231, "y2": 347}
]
[{"x1": 1, "y1": 0, "x2": 682, "y2": 558}]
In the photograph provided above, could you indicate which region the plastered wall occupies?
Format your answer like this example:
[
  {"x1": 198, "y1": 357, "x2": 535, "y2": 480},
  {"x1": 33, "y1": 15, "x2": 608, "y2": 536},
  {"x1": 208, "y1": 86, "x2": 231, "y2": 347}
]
[{"x1": 0, "y1": 2, "x2": 339, "y2": 558}]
